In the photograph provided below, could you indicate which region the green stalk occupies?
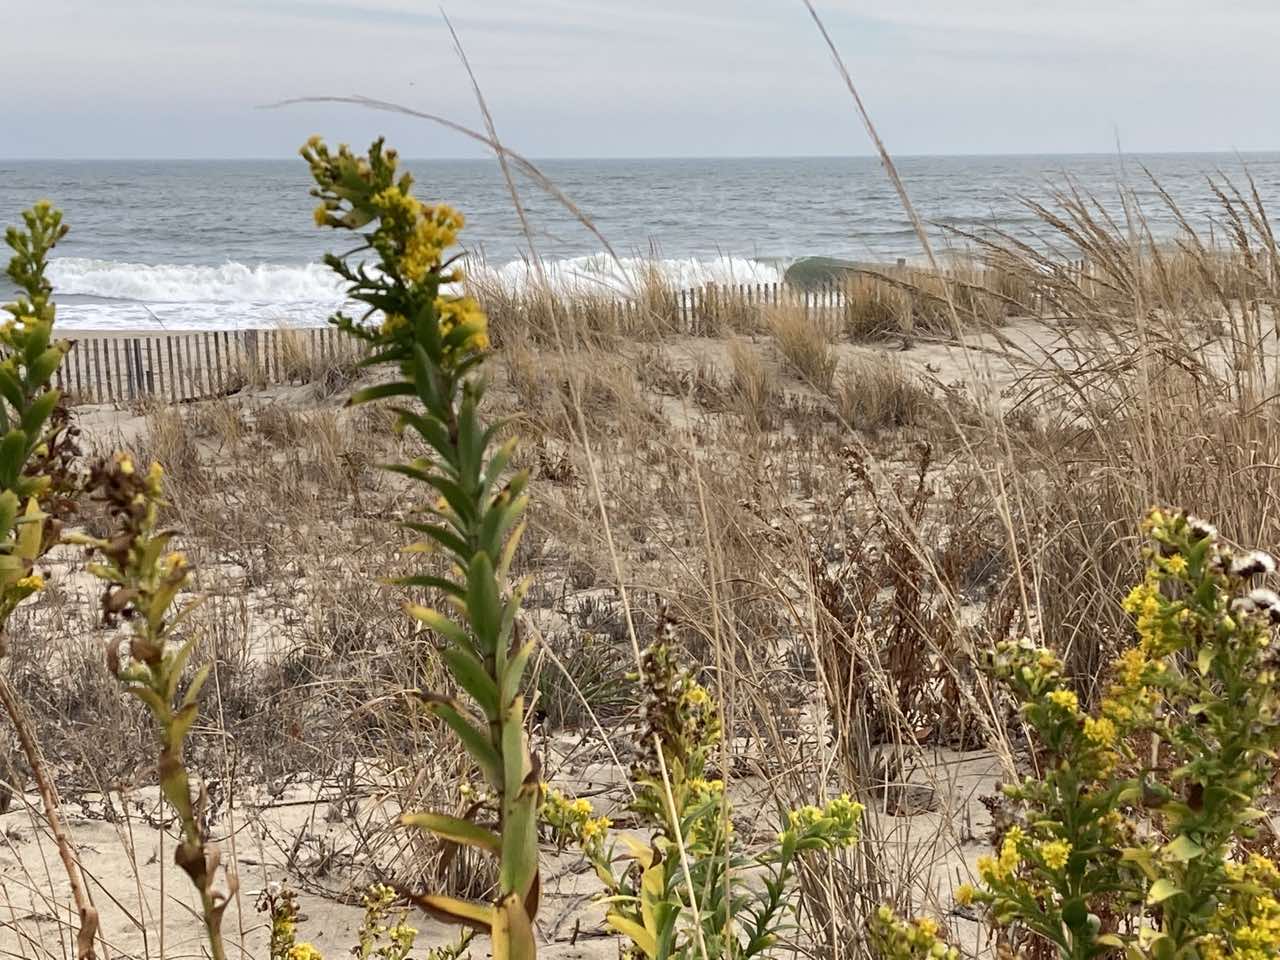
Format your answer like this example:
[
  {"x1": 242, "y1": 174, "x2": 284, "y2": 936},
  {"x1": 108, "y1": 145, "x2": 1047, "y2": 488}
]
[
  {"x1": 0, "y1": 202, "x2": 100, "y2": 959},
  {"x1": 303, "y1": 137, "x2": 539, "y2": 960}
]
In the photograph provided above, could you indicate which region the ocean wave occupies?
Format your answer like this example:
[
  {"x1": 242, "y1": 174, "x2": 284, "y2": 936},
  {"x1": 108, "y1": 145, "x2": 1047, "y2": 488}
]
[
  {"x1": 47, "y1": 258, "x2": 347, "y2": 305},
  {"x1": 42, "y1": 253, "x2": 785, "y2": 330},
  {"x1": 470, "y1": 253, "x2": 782, "y2": 296}
]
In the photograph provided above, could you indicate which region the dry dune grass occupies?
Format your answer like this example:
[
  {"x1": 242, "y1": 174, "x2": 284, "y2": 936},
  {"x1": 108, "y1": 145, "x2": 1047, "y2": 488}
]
[{"x1": 10, "y1": 135, "x2": 1280, "y2": 960}]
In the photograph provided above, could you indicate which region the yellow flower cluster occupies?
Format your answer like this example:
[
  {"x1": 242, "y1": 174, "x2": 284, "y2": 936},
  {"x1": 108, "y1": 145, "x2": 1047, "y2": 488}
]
[
  {"x1": 978, "y1": 826, "x2": 1024, "y2": 884},
  {"x1": 1046, "y1": 689, "x2": 1079, "y2": 713},
  {"x1": 1038, "y1": 839, "x2": 1071, "y2": 871},
  {"x1": 1122, "y1": 576, "x2": 1172, "y2": 654},
  {"x1": 401, "y1": 205, "x2": 464, "y2": 282},
  {"x1": 1100, "y1": 643, "x2": 1162, "y2": 734},
  {"x1": 542, "y1": 787, "x2": 612, "y2": 857},
  {"x1": 1082, "y1": 715, "x2": 1117, "y2": 746},
  {"x1": 435, "y1": 295, "x2": 489, "y2": 353},
  {"x1": 688, "y1": 776, "x2": 723, "y2": 791},
  {"x1": 786, "y1": 794, "x2": 864, "y2": 835},
  {"x1": 1206, "y1": 855, "x2": 1280, "y2": 960},
  {"x1": 870, "y1": 906, "x2": 960, "y2": 960},
  {"x1": 287, "y1": 944, "x2": 323, "y2": 960}
]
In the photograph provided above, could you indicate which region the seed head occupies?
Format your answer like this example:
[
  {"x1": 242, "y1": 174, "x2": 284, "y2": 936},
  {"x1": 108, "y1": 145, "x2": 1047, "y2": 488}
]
[{"x1": 1232, "y1": 551, "x2": 1277, "y2": 579}]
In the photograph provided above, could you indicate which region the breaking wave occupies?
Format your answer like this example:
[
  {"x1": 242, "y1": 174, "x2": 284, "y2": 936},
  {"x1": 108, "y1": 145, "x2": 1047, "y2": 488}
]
[{"x1": 44, "y1": 254, "x2": 784, "y2": 330}]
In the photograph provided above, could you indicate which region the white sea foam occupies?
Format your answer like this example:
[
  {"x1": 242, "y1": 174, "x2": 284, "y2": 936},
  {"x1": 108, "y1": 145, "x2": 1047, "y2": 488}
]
[
  {"x1": 47, "y1": 258, "x2": 348, "y2": 305},
  {"x1": 472, "y1": 253, "x2": 782, "y2": 297},
  {"x1": 44, "y1": 254, "x2": 786, "y2": 331}
]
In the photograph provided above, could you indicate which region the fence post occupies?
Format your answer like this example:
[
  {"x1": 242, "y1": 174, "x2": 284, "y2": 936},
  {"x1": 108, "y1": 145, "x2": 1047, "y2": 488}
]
[
  {"x1": 123, "y1": 338, "x2": 136, "y2": 400},
  {"x1": 212, "y1": 332, "x2": 224, "y2": 393},
  {"x1": 91, "y1": 339, "x2": 103, "y2": 404},
  {"x1": 247, "y1": 329, "x2": 260, "y2": 383},
  {"x1": 107, "y1": 340, "x2": 120, "y2": 404},
  {"x1": 71, "y1": 340, "x2": 83, "y2": 401}
]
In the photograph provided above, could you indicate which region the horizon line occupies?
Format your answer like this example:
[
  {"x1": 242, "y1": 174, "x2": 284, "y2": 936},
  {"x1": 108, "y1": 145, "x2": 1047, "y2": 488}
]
[{"x1": 3, "y1": 149, "x2": 1280, "y2": 164}]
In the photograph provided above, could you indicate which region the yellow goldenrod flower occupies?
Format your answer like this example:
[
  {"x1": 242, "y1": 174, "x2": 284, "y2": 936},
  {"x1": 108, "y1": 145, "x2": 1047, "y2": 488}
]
[
  {"x1": 954, "y1": 884, "x2": 975, "y2": 906},
  {"x1": 1083, "y1": 716, "x2": 1117, "y2": 746},
  {"x1": 287, "y1": 943, "x2": 324, "y2": 960},
  {"x1": 15, "y1": 574, "x2": 43, "y2": 591},
  {"x1": 1047, "y1": 689, "x2": 1079, "y2": 713},
  {"x1": 1114, "y1": 647, "x2": 1148, "y2": 685},
  {"x1": 381, "y1": 312, "x2": 409, "y2": 335},
  {"x1": 1039, "y1": 839, "x2": 1071, "y2": 870}
]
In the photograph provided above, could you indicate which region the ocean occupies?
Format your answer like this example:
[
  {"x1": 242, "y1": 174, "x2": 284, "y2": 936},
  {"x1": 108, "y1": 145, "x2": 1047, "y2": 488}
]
[{"x1": 2, "y1": 153, "x2": 1279, "y2": 331}]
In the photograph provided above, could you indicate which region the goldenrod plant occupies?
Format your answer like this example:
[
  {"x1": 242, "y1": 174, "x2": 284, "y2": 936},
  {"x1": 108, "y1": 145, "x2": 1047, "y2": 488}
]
[
  {"x1": 73, "y1": 453, "x2": 238, "y2": 960},
  {"x1": 0, "y1": 202, "x2": 99, "y2": 959},
  {"x1": 303, "y1": 137, "x2": 538, "y2": 960},
  {"x1": 260, "y1": 881, "x2": 475, "y2": 960},
  {"x1": 950, "y1": 509, "x2": 1280, "y2": 960},
  {"x1": 544, "y1": 633, "x2": 862, "y2": 960},
  {"x1": 0, "y1": 202, "x2": 77, "y2": 617},
  {"x1": 867, "y1": 908, "x2": 958, "y2": 960}
]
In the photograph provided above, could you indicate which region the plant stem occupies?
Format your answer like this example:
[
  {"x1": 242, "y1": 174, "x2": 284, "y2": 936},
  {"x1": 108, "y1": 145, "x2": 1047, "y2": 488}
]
[{"x1": 0, "y1": 672, "x2": 99, "y2": 959}]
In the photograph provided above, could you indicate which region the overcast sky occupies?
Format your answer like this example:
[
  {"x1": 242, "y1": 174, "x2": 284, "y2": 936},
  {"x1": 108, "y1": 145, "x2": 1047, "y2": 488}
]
[{"x1": 3, "y1": 0, "x2": 1279, "y2": 159}]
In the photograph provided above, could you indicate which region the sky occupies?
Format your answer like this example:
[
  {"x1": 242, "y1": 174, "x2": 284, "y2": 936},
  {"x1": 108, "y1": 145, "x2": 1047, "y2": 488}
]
[{"x1": 3, "y1": 0, "x2": 1280, "y2": 159}]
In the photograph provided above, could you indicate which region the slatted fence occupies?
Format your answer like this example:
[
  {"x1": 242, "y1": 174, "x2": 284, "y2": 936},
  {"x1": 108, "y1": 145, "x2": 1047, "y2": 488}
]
[
  {"x1": 57, "y1": 327, "x2": 359, "y2": 405},
  {"x1": 58, "y1": 262, "x2": 1093, "y2": 406}
]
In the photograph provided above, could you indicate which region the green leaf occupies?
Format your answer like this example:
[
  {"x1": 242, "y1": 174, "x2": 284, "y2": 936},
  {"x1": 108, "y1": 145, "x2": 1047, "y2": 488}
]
[
  {"x1": 605, "y1": 915, "x2": 656, "y2": 960},
  {"x1": 1147, "y1": 879, "x2": 1185, "y2": 904},
  {"x1": 0, "y1": 490, "x2": 19, "y2": 539},
  {"x1": 466, "y1": 552, "x2": 501, "y2": 653},
  {"x1": 27, "y1": 348, "x2": 63, "y2": 389},
  {"x1": 19, "y1": 389, "x2": 57, "y2": 438},
  {"x1": 170, "y1": 701, "x2": 200, "y2": 747},
  {"x1": 348, "y1": 380, "x2": 415, "y2": 406},
  {"x1": 457, "y1": 396, "x2": 483, "y2": 489},
  {"x1": 0, "y1": 430, "x2": 27, "y2": 488},
  {"x1": 182, "y1": 663, "x2": 212, "y2": 709},
  {"x1": 420, "y1": 695, "x2": 502, "y2": 787},
  {"x1": 428, "y1": 473, "x2": 478, "y2": 525},
  {"x1": 493, "y1": 893, "x2": 537, "y2": 960},
  {"x1": 126, "y1": 684, "x2": 169, "y2": 718},
  {"x1": 1163, "y1": 835, "x2": 1203, "y2": 863},
  {"x1": 392, "y1": 574, "x2": 466, "y2": 600},
  {"x1": 442, "y1": 645, "x2": 499, "y2": 719},
  {"x1": 497, "y1": 519, "x2": 527, "y2": 582},
  {"x1": 383, "y1": 462, "x2": 433, "y2": 484},
  {"x1": 412, "y1": 893, "x2": 494, "y2": 932},
  {"x1": 479, "y1": 492, "x2": 528, "y2": 561},
  {"x1": 1061, "y1": 897, "x2": 1088, "y2": 930},
  {"x1": 401, "y1": 811, "x2": 500, "y2": 853},
  {"x1": 392, "y1": 409, "x2": 458, "y2": 468},
  {"x1": 22, "y1": 325, "x2": 51, "y2": 364},
  {"x1": 501, "y1": 696, "x2": 530, "y2": 794},
  {"x1": 405, "y1": 604, "x2": 473, "y2": 650},
  {"x1": 165, "y1": 637, "x2": 197, "y2": 702},
  {"x1": 479, "y1": 446, "x2": 514, "y2": 505},
  {"x1": 500, "y1": 638, "x2": 537, "y2": 710},
  {"x1": 496, "y1": 582, "x2": 529, "y2": 655},
  {"x1": 402, "y1": 521, "x2": 470, "y2": 559},
  {"x1": 499, "y1": 783, "x2": 540, "y2": 901},
  {"x1": 0, "y1": 367, "x2": 23, "y2": 413}
]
